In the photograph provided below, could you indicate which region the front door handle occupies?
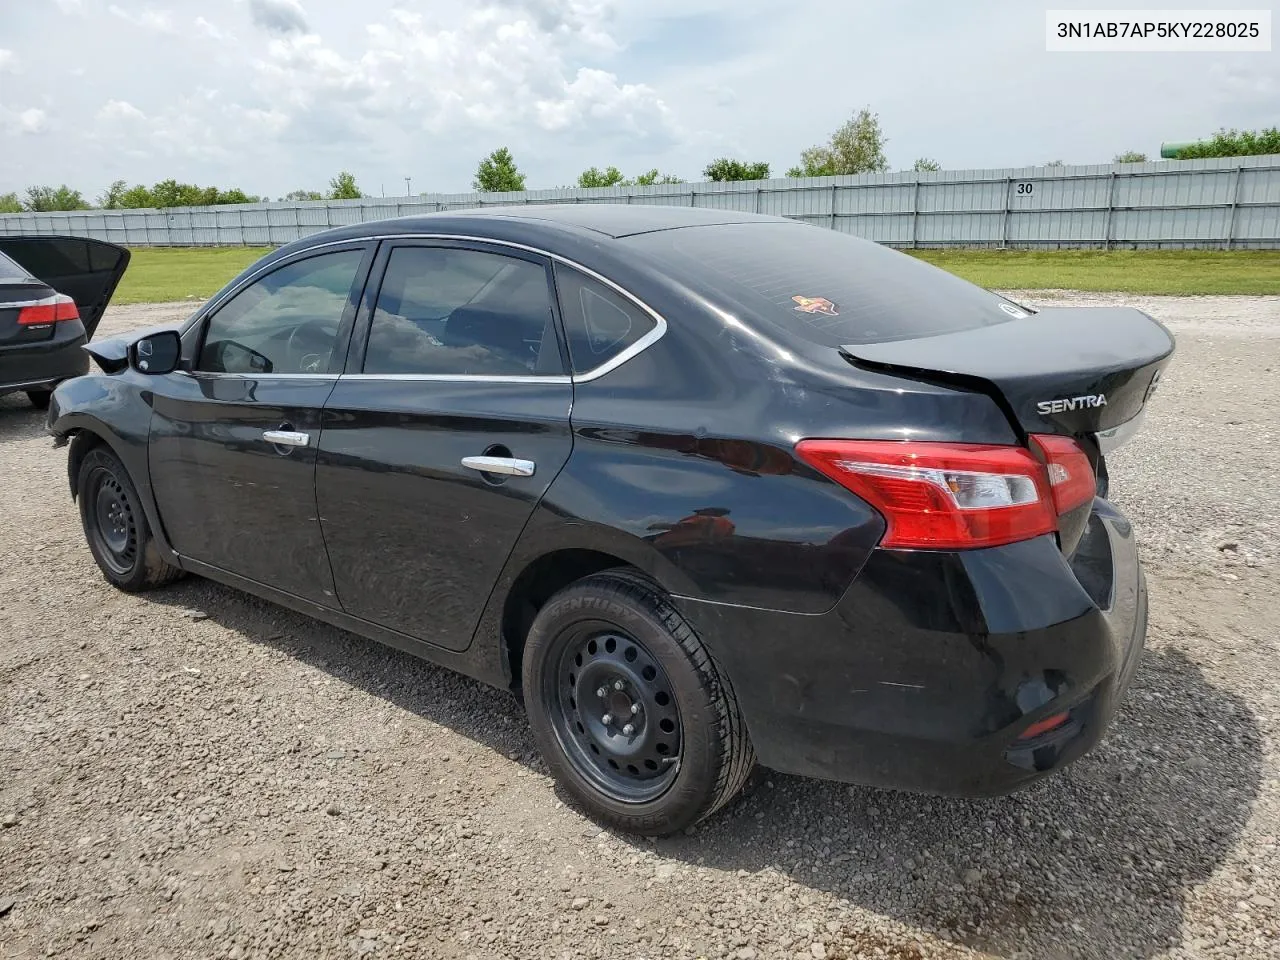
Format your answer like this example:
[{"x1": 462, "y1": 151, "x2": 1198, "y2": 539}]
[
  {"x1": 263, "y1": 429, "x2": 311, "y2": 448},
  {"x1": 461, "y1": 455, "x2": 535, "y2": 477}
]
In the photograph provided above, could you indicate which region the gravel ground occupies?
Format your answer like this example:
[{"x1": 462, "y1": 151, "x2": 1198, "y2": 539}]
[{"x1": 2, "y1": 294, "x2": 1278, "y2": 960}]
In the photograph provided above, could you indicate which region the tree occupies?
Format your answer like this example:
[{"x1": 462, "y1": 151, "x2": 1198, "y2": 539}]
[
  {"x1": 1043, "y1": 160, "x2": 1065, "y2": 167},
  {"x1": 328, "y1": 171, "x2": 364, "y2": 200},
  {"x1": 473, "y1": 148, "x2": 526, "y2": 192},
  {"x1": 789, "y1": 107, "x2": 888, "y2": 177},
  {"x1": 702, "y1": 158, "x2": 770, "y2": 181},
  {"x1": 1173, "y1": 127, "x2": 1280, "y2": 159},
  {"x1": 1113, "y1": 151, "x2": 1148, "y2": 164},
  {"x1": 23, "y1": 185, "x2": 90, "y2": 212},
  {"x1": 912, "y1": 157, "x2": 941, "y2": 172},
  {"x1": 119, "y1": 184, "x2": 155, "y2": 208},
  {"x1": 284, "y1": 189, "x2": 325, "y2": 201},
  {"x1": 98, "y1": 179, "x2": 129, "y2": 209},
  {"x1": 0, "y1": 192, "x2": 23, "y2": 213},
  {"x1": 578, "y1": 165, "x2": 626, "y2": 188},
  {"x1": 630, "y1": 169, "x2": 683, "y2": 185}
]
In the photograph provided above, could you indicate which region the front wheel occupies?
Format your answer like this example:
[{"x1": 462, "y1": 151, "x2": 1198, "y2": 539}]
[
  {"x1": 26, "y1": 389, "x2": 52, "y2": 410},
  {"x1": 76, "y1": 446, "x2": 185, "y2": 592},
  {"x1": 523, "y1": 571, "x2": 754, "y2": 836}
]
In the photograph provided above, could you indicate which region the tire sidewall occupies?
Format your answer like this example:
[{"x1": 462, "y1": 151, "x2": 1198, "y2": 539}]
[
  {"x1": 523, "y1": 577, "x2": 727, "y2": 834},
  {"x1": 77, "y1": 447, "x2": 152, "y2": 591}
]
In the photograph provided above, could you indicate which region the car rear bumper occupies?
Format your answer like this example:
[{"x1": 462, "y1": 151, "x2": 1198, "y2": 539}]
[
  {"x1": 0, "y1": 323, "x2": 89, "y2": 396},
  {"x1": 676, "y1": 497, "x2": 1147, "y2": 796}
]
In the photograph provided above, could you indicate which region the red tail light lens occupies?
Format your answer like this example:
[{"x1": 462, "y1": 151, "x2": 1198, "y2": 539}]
[
  {"x1": 16, "y1": 294, "x2": 79, "y2": 326},
  {"x1": 795, "y1": 436, "x2": 1096, "y2": 550},
  {"x1": 1030, "y1": 433, "x2": 1096, "y2": 515}
]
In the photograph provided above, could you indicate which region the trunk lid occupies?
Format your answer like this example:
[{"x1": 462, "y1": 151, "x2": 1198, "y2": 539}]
[
  {"x1": 0, "y1": 237, "x2": 130, "y2": 341},
  {"x1": 840, "y1": 306, "x2": 1175, "y2": 440}
]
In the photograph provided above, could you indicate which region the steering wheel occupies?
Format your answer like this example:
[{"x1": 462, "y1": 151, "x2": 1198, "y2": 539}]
[{"x1": 285, "y1": 319, "x2": 337, "y2": 374}]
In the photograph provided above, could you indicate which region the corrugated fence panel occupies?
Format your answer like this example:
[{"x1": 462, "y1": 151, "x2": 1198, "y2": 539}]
[{"x1": 1, "y1": 155, "x2": 1277, "y2": 248}]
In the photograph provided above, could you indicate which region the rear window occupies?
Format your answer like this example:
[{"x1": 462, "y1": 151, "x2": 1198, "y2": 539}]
[
  {"x1": 623, "y1": 222, "x2": 1030, "y2": 346},
  {"x1": 0, "y1": 251, "x2": 31, "y2": 281}
]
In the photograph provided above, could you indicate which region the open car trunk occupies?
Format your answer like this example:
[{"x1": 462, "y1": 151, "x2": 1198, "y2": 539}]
[
  {"x1": 0, "y1": 236, "x2": 130, "y2": 341},
  {"x1": 841, "y1": 306, "x2": 1175, "y2": 443}
]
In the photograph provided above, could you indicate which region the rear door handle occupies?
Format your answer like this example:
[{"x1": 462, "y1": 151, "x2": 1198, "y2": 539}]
[
  {"x1": 461, "y1": 456, "x2": 535, "y2": 477},
  {"x1": 263, "y1": 429, "x2": 311, "y2": 448}
]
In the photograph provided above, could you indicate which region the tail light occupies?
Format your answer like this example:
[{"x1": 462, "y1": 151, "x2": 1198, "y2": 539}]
[
  {"x1": 16, "y1": 293, "x2": 79, "y2": 326},
  {"x1": 794, "y1": 436, "x2": 1096, "y2": 550}
]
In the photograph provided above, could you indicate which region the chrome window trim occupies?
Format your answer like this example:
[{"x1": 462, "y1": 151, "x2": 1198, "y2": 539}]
[
  {"x1": 181, "y1": 233, "x2": 669, "y2": 384},
  {"x1": 177, "y1": 370, "x2": 340, "y2": 381}
]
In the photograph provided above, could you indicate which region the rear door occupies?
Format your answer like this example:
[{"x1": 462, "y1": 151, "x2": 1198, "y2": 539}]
[
  {"x1": 147, "y1": 243, "x2": 373, "y2": 605},
  {"x1": 0, "y1": 237, "x2": 129, "y2": 340},
  {"x1": 315, "y1": 240, "x2": 573, "y2": 651}
]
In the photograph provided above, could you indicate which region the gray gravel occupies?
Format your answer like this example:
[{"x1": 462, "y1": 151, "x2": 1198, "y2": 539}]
[{"x1": 1, "y1": 294, "x2": 1278, "y2": 960}]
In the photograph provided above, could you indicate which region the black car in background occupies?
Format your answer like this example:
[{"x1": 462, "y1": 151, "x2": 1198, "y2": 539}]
[
  {"x1": 0, "y1": 237, "x2": 129, "y2": 408},
  {"x1": 46, "y1": 206, "x2": 1174, "y2": 835}
]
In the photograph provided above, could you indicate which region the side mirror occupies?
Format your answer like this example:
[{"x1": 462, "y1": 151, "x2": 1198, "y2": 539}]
[{"x1": 131, "y1": 330, "x2": 182, "y2": 375}]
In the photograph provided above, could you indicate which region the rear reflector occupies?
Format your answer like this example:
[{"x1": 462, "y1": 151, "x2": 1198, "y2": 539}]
[
  {"x1": 16, "y1": 293, "x2": 79, "y2": 326},
  {"x1": 794, "y1": 436, "x2": 1096, "y2": 550},
  {"x1": 1018, "y1": 711, "x2": 1070, "y2": 740}
]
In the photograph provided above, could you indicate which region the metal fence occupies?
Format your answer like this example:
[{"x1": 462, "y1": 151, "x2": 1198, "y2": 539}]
[{"x1": 3, "y1": 154, "x2": 1278, "y2": 249}]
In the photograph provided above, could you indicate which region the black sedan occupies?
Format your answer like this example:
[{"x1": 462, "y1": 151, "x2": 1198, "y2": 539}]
[
  {"x1": 0, "y1": 236, "x2": 129, "y2": 407},
  {"x1": 47, "y1": 205, "x2": 1174, "y2": 836}
]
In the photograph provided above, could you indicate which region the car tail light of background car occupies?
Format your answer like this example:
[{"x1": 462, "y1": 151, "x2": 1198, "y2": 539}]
[
  {"x1": 16, "y1": 293, "x2": 80, "y2": 326},
  {"x1": 795, "y1": 437, "x2": 1097, "y2": 550}
]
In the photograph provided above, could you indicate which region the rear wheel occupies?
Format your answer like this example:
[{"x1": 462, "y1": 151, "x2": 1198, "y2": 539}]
[
  {"x1": 26, "y1": 389, "x2": 52, "y2": 410},
  {"x1": 76, "y1": 447, "x2": 185, "y2": 592},
  {"x1": 523, "y1": 571, "x2": 754, "y2": 836}
]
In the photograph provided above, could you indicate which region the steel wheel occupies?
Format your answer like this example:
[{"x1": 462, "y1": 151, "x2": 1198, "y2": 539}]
[
  {"x1": 545, "y1": 622, "x2": 683, "y2": 804},
  {"x1": 86, "y1": 466, "x2": 138, "y2": 576}
]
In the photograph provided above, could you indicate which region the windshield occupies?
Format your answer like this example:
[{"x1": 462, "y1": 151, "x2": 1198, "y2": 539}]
[{"x1": 624, "y1": 221, "x2": 1032, "y2": 346}]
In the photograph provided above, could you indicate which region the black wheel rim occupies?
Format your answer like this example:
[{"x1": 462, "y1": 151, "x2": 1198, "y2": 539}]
[
  {"x1": 544, "y1": 622, "x2": 683, "y2": 804},
  {"x1": 88, "y1": 467, "x2": 138, "y2": 576}
]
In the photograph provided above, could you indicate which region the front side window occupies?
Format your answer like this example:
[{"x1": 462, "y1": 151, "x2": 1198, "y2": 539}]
[
  {"x1": 554, "y1": 266, "x2": 656, "y2": 374},
  {"x1": 196, "y1": 250, "x2": 364, "y2": 374},
  {"x1": 363, "y1": 246, "x2": 560, "y2": 376}
]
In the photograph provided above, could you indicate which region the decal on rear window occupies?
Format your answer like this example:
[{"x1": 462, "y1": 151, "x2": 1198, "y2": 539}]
[{"x1": 792, "y1": 295, "x2": 838, "y2": 317}]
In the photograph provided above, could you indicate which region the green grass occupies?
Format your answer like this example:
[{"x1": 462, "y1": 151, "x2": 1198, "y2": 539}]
[
  {"x1": 113, "y1": 247, "x2": 272, "y2": 304},
  {"x1": 908, "y1": 249, "x2": 1280, "y2": 296},
  {"x1": 110, "y1": 246, "x2": 1280, "y2": 304}
]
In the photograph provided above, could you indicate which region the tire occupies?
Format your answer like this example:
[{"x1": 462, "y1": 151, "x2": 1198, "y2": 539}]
[
  {"x1": 522, "y1": 571, "x2": 755, "y2": 836},
  {"x1": 76, "y1": 446, "x2": 185, "y2": 592},
  {"x1": 26, "y1": 389, "x2": 52, "y2": 410}
]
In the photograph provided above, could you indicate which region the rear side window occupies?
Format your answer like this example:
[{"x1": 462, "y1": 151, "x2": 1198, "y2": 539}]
[
  {"x1": 0, "y1": 252, "x2": 30, "y2": 281},
  {"x1": 623, "y1": 222, "x2": 1029, "y2": 346},
  {"x1": 363, "y1": 246, "x2": 561, "y2": 376},
  {"x1": 554, "y1": 266, "x2": 656, "y2": 374}
]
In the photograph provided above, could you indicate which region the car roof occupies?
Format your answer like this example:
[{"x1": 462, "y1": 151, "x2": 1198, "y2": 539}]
[{"x1": 333, "y1": 203, "x2": 792, "y2": 242}]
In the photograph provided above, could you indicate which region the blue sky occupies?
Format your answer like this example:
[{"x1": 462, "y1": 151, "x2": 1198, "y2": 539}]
[{"x1": 0, "y1": 0, "x2": 1275, "y2": 199}]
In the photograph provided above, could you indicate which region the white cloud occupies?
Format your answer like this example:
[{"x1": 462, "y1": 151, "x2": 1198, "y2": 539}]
[
  {"x1": 108, "y1": 5, "x2": 177, "y2": 33},
  {"x1": 97, "y1": 99, "x2": 147, "y2": 122},
  {"x1": 19, "y1": 108, "x2": 48, "y2": 134},
  {"x1": 0, "y1": 49, "x2": 16, "y2": 72},
  {"x1": 53, "y1": 0, "x2": 83, "y2": 11},
  {"x1": 194, "y1": 17, "x2": 228, "y2": 41}
]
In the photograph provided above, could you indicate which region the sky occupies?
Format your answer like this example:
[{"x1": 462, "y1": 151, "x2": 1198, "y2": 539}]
[{"x1": 0, "y1": 0, "x2": 1276, "y2": 200}]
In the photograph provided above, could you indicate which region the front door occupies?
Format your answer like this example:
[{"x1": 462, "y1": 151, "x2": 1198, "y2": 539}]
[
  {"x1": 316, "y1": 240, "x2": 574, "y2": 650},
  {"x1": 148, "y1": 244, "x2": 373, "y2": 605}
]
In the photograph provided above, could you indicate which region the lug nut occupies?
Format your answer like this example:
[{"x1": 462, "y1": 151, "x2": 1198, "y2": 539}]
[
  {"x1": 630, "y1": 703, "x2": 641, "y2": 715},
  {"x1": 596, "y1": 686, "x2": 607, "y2": 698},
  {"x1": 601, "y1": 714, "x2": 613, "y2": 726},
  {"x1": 613, "y1": 680, "x2": 625, "y2": 691},
  {"x1": 622, "y1": 723, "x2": 635, "y2": 736}
]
